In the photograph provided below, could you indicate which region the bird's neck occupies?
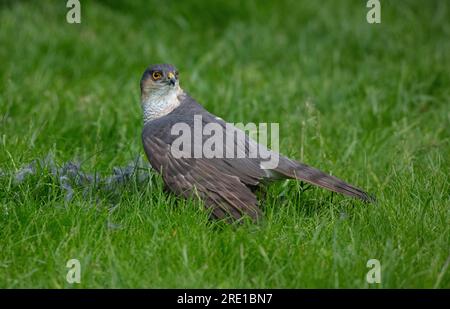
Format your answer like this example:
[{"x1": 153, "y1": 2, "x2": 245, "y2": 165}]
[{"x1": 141, "y1": 86, "x2": 183, "y2": 124}]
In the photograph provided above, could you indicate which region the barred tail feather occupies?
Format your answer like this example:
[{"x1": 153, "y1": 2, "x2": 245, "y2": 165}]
[{"x1": 274, "y1": 158, "x2": 375, "y2": 202}]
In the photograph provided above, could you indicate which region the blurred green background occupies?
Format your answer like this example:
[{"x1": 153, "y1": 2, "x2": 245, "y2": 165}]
[{"x1": 0, "y1": 0, "x2": 448, "y2": 288}]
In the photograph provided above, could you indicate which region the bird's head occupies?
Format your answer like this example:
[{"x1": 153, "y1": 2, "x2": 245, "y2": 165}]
[{"x1": 140, "y1": 64, "x2": 180, "y2": 100}]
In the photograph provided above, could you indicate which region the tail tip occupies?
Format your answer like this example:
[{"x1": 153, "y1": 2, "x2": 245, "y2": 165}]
[{"x1": 361, "y1": 192, "x2": 377, "y2": 203}]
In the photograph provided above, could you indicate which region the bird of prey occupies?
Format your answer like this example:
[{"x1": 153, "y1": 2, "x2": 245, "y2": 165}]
[{"x1": 140, "y1": 64, "x2": 373, "y2": 221}]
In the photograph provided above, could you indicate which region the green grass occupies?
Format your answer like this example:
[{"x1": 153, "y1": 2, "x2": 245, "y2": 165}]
[{"x1": 0, "y1": 0, "x2": 449, "y2": 288}]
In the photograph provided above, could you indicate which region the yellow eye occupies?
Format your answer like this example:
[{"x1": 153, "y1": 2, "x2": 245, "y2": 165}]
[{"x1": 152, "y1": 71, "x2": 162, "y2": 80}]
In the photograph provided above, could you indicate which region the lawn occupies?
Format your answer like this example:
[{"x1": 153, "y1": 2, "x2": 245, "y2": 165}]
[{"x1": 0, "y1": 0, "x2": 449, "y2": 288}]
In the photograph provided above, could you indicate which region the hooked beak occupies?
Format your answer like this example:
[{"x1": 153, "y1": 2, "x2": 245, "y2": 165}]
[{"x1": 167, "y1": 72, "x2": 176, "y2": 86}]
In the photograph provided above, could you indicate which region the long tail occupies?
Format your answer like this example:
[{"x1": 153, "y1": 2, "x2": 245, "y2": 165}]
[{"x1": 274, "y1": 157, "x2": 375, "y2": 202}]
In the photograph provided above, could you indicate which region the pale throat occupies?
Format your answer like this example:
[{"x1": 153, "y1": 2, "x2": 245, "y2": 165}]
[{"x1": 141, "y1": 86, "x2": 183, "y2": 123}]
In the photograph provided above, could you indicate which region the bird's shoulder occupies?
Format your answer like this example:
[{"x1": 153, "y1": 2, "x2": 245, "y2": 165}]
[{"x1": 142, "y1": 91, "x2": 222, "y2": 141}]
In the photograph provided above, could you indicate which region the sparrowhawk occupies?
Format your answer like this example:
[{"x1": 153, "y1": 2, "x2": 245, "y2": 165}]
[{"x1": 140, "y1": 64, "x2": 373, "y2": 222}]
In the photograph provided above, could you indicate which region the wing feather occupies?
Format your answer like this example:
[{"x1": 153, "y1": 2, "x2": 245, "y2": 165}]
[{"x1": 143, "y1": 135, "x2": 261, "y2": 221}]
